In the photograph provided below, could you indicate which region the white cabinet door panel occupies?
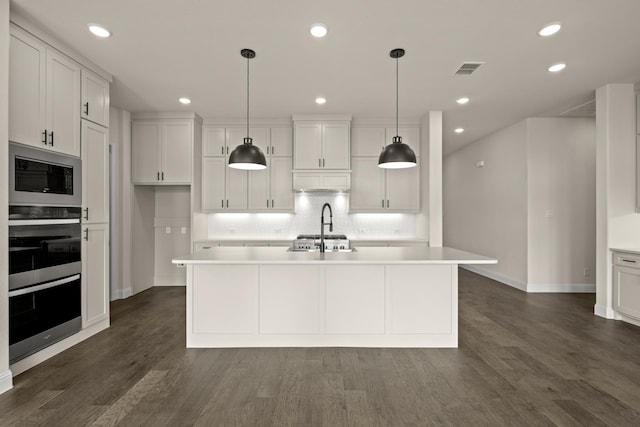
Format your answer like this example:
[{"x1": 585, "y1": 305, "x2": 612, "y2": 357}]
[
  {"x1": 325, "y1": 265, "x2": 385, "y2": 334},
  {"x1": 81, "y1": 69, "x2": 109, "y2": 127},
  {"x1": 203, "y1": 126, "x2": 226, "y2": 157},
  {"x1": 9, "y1": 29, "x2": 46, "y2": 147},
  {"x1": 270, "y1": 127, "x2": 293, "y2": 157},
  {"x1": 82, "y1": 223, "x2": 110, "y2": 328},
  {"x1": 82, "y1": 121, "x2": 109, "y2": 223},
  {"x1": 389, "y1": 265, "x2": 452, "y2": 334},
  {"x1": 270, "y1": 157, "x2": 293, "y2": 210},
  {"x1": 350, "y1": 157, "x2": 385, "y2": 211},
  {"x1": 294, "y1": 123, "x2": 322, "y2": 169},
  {"x1": 132, "y1": 121, "x2": 162, "y2": 183},
  {"x1": 386, "y1": 158, "x2": 420, "y2": 211},
  {"x1": 352, "y1": 127, "x2": 386, "y2": 157},
  {"x1": 192, "y1": 265, "x2": 258, "y2": 334},
  {"x1": 248, "y1": 164, "x2": 270, "y2": 210},
  {"x1": 202, "y1": 157, "x2": 227, "y2": 210},
  {"x1": 46, "y1": 50, "x2": 80, "y2": 156},
  {"x1": 226, "y1": 167, "x2": 248, "y2": 210},
  {"x1": 322, "y1": 123, "x2": 350, "y2": 169},
  {"x1": 614, "y1": 265, "x2": 640, "y2": 320},
  {"x1": 161, "y1": 121, "x2": 192, "y2": 183},
  {"x1": 259, "y1": 265, "x2": 319, "y2": 333}
]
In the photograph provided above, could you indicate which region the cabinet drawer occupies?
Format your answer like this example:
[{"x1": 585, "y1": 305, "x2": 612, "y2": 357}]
[
  {"x1": 613, "y1": 265, "x2": 640, "y2": 320},
  {"x1": 613, "y1": 252, "x2": 640, "y2": 269}
]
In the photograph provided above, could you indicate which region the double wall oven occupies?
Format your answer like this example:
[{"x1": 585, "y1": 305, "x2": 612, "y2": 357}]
[{"x1": 8, "y1": 142, "x2": 82, "y2": 364}]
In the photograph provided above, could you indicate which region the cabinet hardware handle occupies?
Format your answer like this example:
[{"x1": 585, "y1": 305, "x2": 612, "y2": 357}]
[
  {"x1": 157, "y1": 172, "x2": 160, "y2": 181},
  {"x1": 221, "y1": 200, "x2": 224, "y2": 208},
  {"x1": 319, "y1": 158, "x2": 321, "y2": 167},
  {"x1": 266, "y1": 147, "x2": 269, "y2": 155},
  {"x1": 221, "y1": 146, "x2": 224, "y2": 155},
  {"x1": 271, "y1": 147, "x2": 275, "y2": 155},
  {"x1": 271, "y1": 199, "x2": 274, "y2": 208},
  {"x1": 323, "y1": 158, "x2": 325, "y2": 167},
  {"x1": 42, "y1": 130, "x2": 47, "y2": 145},
  {"x1": 267, "y1": 199, "x2": 269, "y2": 208},
  {"x1": 49, "y1": 131, "x2": 54, "y2": 146},
  {"x1": 226, "y1": 200, "x2": 229, "y2": 208},
  {"x1": 84, "y1": 102, "x2": 89, "y2": 115},
  {"x1": 227, "y1": 146, "x2": 229, "y2": 155},
  {"x1": 387, "y1": 200, "x2": 390, "y2": 208},
  {"x1": 84, "y1": 208, "x2": 89, "y2": 220},
  {"x1": 162, "y1": 172, "x2": 164, "y2": 181},
  {"x1": 622, "y1": 258, "x2": 637, "y2": 264},
  {"x1": 84, "y1": 228, "x2": 89, "y2": 241},
  {"x1": 382, "y1": 200, "x2": 385, "y2": 208}
]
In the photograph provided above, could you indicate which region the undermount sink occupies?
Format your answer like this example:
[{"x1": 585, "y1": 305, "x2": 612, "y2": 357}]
[{"x1": 287, "y1": 247, "x2": 357, "y2": 253}]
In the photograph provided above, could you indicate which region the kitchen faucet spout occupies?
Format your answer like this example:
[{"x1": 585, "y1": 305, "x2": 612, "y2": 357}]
[{"x1": 320, "y1": 203, "x2": 333, "y2": 253}]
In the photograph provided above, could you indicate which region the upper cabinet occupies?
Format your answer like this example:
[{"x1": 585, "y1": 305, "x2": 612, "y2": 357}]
[
  {"x1": 81, "y1": 120, "x2": 109, "y2": 223},
  {"x1": 9, "y1": 25, "x2": 80, "y2": 156},
  {"x1": 81, "y1": 69, "x2": 110, "y2": 127},
  {"x1": 293, "y1": 115, "x2": 351, "y2": 170},
  {"x1": 352, "y1": 126, "x2": 421, "y2": 157},
  {"x1": 132, "y1": 114, "x2": 201, "y2": 185},
  {"x1": 203, "y1": 126, "x2": 275, "y2": 157}
]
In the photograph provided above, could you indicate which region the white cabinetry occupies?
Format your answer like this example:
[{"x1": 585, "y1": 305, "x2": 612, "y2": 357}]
[
  {"x1": 202, "y1": 124, "x2": 293, "y2": 212},
  {"x1": 82, "y1": 223, "x2": 110, "y2": 328},
  {"x1": 81, "y1": 69, "x2": 110, "y2": 127},
  {"x1": 613, "y1": 251, "x2": 640, "y2": 322},
  {"x1": 350, "y1": 156, "x2": 420, "y2": 212},
  {"x1": 351, "y1": 126, "x2": 420, "y2": 157},
  {"x1": 293, "y1": 117, "x2": 350, "y2": 170},
  {"x1": 81, "y1": 121, "x2": 109, "y2": 223},
  {"x1": 9, "y1": 25, "x2": 80, "y2": 156},
  {"x1": 132, "y1": 116, "x2": 195, "y2": 184}
]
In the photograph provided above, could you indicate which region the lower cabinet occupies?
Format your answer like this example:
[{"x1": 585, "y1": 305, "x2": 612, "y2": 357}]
[
  {"x1": 613, "y1": 251, "x2": 640, "y2": 321},
  {"x1": 82, "y1": 223, "x2": 110, "y2": 328}
]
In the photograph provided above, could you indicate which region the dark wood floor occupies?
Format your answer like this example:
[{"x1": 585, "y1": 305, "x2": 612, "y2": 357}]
[{"x1": 2, "y1": 269, "x2": 640, "y2": 426}]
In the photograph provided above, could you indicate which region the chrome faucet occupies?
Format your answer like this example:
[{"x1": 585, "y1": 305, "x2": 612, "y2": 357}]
[{"x1": 320, "y1": 203, "x2": 333, "y2": 253}]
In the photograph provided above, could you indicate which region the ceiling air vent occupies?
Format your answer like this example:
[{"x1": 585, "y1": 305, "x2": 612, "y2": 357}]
[{"x1": 455, "y1": 62, "x2": 484, "y2": 75}]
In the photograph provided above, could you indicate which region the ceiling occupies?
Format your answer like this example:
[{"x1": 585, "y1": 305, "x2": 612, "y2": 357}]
[{"x1": 10, "y1": 0, "x2": 640, "y2": 155}]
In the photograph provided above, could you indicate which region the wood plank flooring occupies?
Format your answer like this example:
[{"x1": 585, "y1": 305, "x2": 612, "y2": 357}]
[{"x1": 2, "y1": 269, "x2": 640, "y2": 426}]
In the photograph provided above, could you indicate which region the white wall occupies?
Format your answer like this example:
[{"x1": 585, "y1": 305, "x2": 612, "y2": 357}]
[
  {"x1": 595, "y1": 84, "x2": 640, "y2": 318},
  {"x1": 154, "y1": 187, "x2": 190, "y2": 286},
  {"x1": 444, "y1": 121, "x2": 529, "y2": 287},
  {"x1": 526, "y1": 118, "x2": 596, "y2": 292},
  {"x1": 0, "y1": 0, "x2": 13, "y2": 394}
]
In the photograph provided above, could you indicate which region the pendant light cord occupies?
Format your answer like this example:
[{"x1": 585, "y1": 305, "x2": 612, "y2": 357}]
[
  {"x1": 246, "y1": 55, "x2": 250, "y2": 141},
  {"x1": 396, "y1": 55, "x2": 399, "y2": 138}
]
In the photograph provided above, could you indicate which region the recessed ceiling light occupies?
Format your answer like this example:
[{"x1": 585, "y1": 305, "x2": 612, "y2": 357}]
[
  {"x1": 456, "y1": 97, "x2": 470, "y2": 105},
  {"x1": 310, "y1": 24, "x2": 328, "y2": 38},
  {"x1": 179, "y1": 97, "x2": 191, "y2": 105},
  {"x1": 88, "y1": 24, "x2": 111, "y2": 38},
  {"x1": 315, "y1": 97, "x2": 326, "y2": 105},
  {"x1": 454, "y1": 128, "x2": 465, "y2": 134},
  {"x1": 538, "y1": 22, "x2": 562, "y2": 37},
  {"x1": 548, "y1": 63, "x2": 566, "y2": 73}
]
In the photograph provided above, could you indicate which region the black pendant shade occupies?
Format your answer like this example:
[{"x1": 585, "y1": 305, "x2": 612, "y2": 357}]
[
  {"x1": 378, "y1": 48, "x2": 417, "y2": 169},
  {"x1": 228, "y1": 137, "x2": 267, "y2": 170},
  {"x1": 228, "y1": 48, "x2": 267, "y2": 170}
]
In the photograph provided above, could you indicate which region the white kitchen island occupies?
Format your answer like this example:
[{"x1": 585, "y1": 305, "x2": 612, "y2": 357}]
[{"x1": 172, "y1": 246, "x2": 496, "y2": 348}]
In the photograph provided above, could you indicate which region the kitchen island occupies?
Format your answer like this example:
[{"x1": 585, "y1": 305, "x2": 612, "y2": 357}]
[{"x1": 173, "y1": 246, "x2": 496, "y2": 348}]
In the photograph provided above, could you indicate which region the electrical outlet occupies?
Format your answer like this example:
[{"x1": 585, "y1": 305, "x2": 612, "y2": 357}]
[
  {"x1": 165, "y1": 227, "x2": 171, "y2": 234},
  {"x1": 584, "y1": 268, "x2": 591, "y2": 277}
]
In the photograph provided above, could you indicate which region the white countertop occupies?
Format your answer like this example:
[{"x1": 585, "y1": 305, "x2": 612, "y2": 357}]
[
  {"x1": 611, "y1": 248, "x2": 640, "y2": 255},
  {"x1": 173, "y1": 246, "x2": 497, "y2": 265}
]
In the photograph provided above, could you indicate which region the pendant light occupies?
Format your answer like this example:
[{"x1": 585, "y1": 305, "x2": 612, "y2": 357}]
[
  {"x1": 378, "y1": 48, "x2": 417, "y2": 169},
  {"x1": 228, "y1": 49, "x2": 267, "y2": 170}
]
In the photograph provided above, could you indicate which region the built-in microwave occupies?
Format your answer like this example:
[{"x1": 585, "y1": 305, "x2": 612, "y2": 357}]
[{"x1": 9, "y1": 142, "x2": 82, "y2": 207}]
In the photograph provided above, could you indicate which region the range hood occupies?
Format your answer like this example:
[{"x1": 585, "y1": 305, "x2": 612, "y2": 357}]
[{"x1": 292, "y1": 171, "x2": 351, "y2": 192}]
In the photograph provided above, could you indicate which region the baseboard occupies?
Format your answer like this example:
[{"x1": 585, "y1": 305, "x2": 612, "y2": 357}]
[
  {"x1": 154, "y1": 282, "x2": 186, "y2": 287},
  {"x1": 527, "y1": 283, "x2": 596, "y2": 293},
  {"x1": 594, "y1": 304, "x2": 616, "y2": 319},
  {"x1": 111, "y1": 287, "x2": 132, "y2": 300},
  {"x1": 154, "y1": 275, "x2": 186, "y2": 287},
  {"x1": 617, "y1": 313, "x2": 640, "y2": 328},
  {"x1": 461, "y1": 265, "x2": 527, "y2": 292},
  {"x1": 0, "y1": 370, "x2": 13, "y2": 395},
  {"x1": 10, "y1": 318, "x2": 109, "y2": 376}
]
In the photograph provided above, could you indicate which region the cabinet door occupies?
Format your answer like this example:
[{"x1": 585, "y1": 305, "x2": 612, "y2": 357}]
[
  {"x1": 322, "y1": 123, "x2": 350, "y2": 169},
  {"x1": 386, "y1": 127, "x2": 420, "y2": 156},
  {"x1": 82, "y1": 121, "x2": 109, "y2": 223},
  {"x1": 82, "y1": 223, "x2": 110, "y2": 328},
  {"x1": 81, "y1": 69, "x2": 110, "y2": 127},
  {"x1": 270, "y1": 157, "x2": 294, "y2": 211},
  {"x1": 9, "y1": 29, "x2": 46, "y2": 148},
  {"x1": 161, "y1": 120, "x2": 192, "y2": 184},
  {"x1": 613, "y1": 265, "x2": 640, "y2": 320},
  {"x1": 46, "y1": 50, "x2": 81, "y2": 156},
  {"x1": 225, "y1": 128, "x2": 247, "y2": 157},
  {"x1": 249, "y1": 127, "x2": 270, "y2": 156},
  {"x1": 386, "y1": 158, "x2": 420, "y2": 211},
  {"x1": 203, "y1": 126, "x2": 226, "y2": 157},
  {"x1": 270, "y1": 127, "x2": 293, "y2": 157},
  {"x1": 132, "y1": 121, "x2": 161, "y2": 183},
  {"x1": 226, "y1": 167, "x2": 249, "y2": 210},
  {"x1": 202, "y1": 157, "x2": 227, "y2": 210},
  {"x1": 352, "y1": 127, "x2": 386, "y2": 157},
  {"x1": 248, "y1": 163, "x2": 270, "y2": 210},
  {"x1": 350, "y1": 157, "x2": 385, "y2": 211},
  {"x1": 294, "y1": 123, "x2": 322, "y2": 169}
]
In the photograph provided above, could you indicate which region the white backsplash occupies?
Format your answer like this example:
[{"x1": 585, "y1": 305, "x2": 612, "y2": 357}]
[{"x1": 208, "y1": 193, "x2": 416, "y2": 239}]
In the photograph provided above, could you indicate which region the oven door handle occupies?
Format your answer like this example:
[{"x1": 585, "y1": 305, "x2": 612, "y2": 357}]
[
  {"x1": 8, "y1": 274, "x2": 81, "y2": 297},
  {"x1": 9, "y1": 219, "x2": 81, "y2": 226}
]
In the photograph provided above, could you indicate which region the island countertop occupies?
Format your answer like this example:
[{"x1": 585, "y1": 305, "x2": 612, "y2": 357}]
[{"x1": 172, "y1": 246, "x2": 497, "y2": 265}]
